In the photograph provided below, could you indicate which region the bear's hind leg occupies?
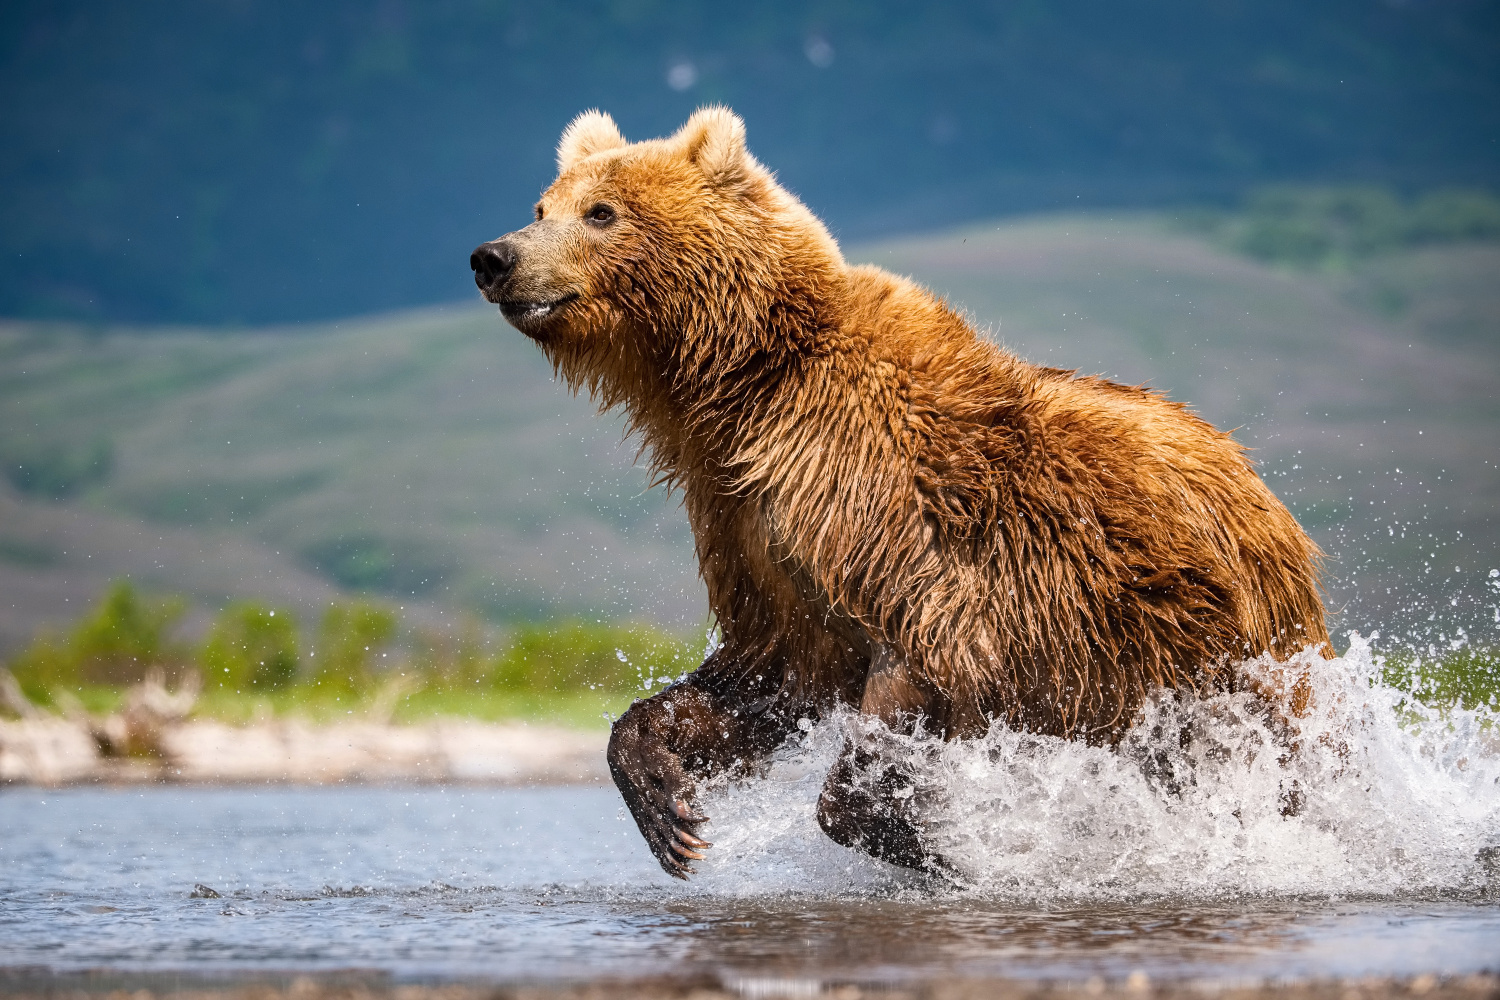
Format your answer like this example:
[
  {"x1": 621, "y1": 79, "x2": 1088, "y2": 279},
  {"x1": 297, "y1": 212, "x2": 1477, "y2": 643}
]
[
  {"x1": 817, "y1": 740, "x2": 933, "y2": 869},
  {"x1": 816, "y1": 647, "x2": 957, "y2": 876}
]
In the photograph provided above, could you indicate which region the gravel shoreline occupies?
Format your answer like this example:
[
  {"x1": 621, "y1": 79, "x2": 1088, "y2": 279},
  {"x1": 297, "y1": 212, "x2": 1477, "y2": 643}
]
[
  {"x1": 1, "y1": 973, "x2": 1496, "y2": 1000},
  {"x1": 0, "y1": 717, "x2": 608, "y2": 785}
]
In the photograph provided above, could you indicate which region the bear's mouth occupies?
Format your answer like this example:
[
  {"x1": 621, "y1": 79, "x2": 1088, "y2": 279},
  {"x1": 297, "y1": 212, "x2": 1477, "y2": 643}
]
[{"x1": 499, "y1": 293, "x2": 578, "y2": 325}]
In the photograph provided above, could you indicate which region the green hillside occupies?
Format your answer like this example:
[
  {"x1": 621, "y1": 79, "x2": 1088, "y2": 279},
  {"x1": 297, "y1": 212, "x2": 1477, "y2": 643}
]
[
  {"x1": 0, "y1": 308, "x2": 702, "y2": 651},
  {"x1": 2, "y1": 210, "x2": 1497, "y2": 653}
]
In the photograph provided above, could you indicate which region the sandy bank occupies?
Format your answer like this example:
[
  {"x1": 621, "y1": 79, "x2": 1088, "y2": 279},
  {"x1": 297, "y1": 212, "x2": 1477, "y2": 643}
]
[{"x1": 0, "y1": 716, "x2": 607, "y2": 785}]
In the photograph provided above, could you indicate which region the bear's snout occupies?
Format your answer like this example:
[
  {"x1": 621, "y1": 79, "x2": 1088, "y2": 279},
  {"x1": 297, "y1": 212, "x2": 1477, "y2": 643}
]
[{"x1": 470, "y1": 240, "x2": 517, "y2": 296}]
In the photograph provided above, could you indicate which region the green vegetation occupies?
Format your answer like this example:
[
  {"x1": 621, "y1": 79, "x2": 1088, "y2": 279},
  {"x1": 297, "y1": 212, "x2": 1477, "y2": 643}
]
[
  {"x1": 304, "y1": 602, "x2": 398, "y2": 696},
  {"x1": 8, "y1": 580, "x2": 1497, "y2": 734},
  {"x1": 200, "y1": 601, "x2": 301, "y2": 692},
  {"x1": 1378, "y1": 645, "x2": 1500, "y2": 718},
  {"x1": 489, "y1": 621, "x2": 689, "y2": 693},
  {"x1": 5, "y1": 580, "x2": 701, "y2": 728},
  {"x1": 302, "y1": 533, "x2": 453, "y2": 596},
  {"x1": 6, "y1": 579, "x2": 1498, "y2": 737},
  {"x1": 8, "y1": 580, "x2": 189, "y2": 697},
  {"x1": 1180, "y1": 185, "x2": 1500, "y2": 269}
]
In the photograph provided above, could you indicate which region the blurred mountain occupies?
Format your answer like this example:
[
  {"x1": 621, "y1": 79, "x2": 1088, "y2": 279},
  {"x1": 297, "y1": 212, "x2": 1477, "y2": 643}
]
[
  {"x1": 2, "y1": 0, "x2": 1497, "y2": 325},
  {"x1": 2, "y1": 212, "x2": 1495, "y2": 652}
]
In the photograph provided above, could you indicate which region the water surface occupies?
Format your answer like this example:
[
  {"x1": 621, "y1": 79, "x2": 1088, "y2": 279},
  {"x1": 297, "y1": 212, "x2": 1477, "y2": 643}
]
[
  {"x1": 1, "y1": 784, "x2": 1495, "y2": 986},
  {"x1": 2, "y1": 637, "x2": 1497, "y2": 986}
]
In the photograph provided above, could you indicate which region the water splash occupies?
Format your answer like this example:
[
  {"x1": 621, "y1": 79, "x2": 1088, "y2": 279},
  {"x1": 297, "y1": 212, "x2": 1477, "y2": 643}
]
[{"x1": 690, "y1": 635, "x2": 1500, "y2": 903}]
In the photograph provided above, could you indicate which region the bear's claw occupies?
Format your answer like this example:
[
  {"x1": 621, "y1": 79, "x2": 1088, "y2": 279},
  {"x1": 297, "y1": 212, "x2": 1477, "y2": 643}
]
[
  {"x1": 606, "y1": 687, "x2": 736, "y2": 879},
  {"x1": 674, "y1": 827, "x2": 712, "y2": 849},
  {"x1": 648, "y1": 800, "x2": 712, "y2": 877},
  {"x1": 615, "y1": 750, "x2": 711, "y2": 877},
  {"x1": 672, "y1": 799, "x2": 707, "y2": 822},
  {"x1": 648, "y1": 817, "x2": 709, "y2": 878}
]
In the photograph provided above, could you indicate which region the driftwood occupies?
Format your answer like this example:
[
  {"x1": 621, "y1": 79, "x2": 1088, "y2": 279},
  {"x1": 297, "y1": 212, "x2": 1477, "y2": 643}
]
[
  {"x1": 0, "y1": 668, "x2": 43, "y2": 720},
  {"x1": 95, "y1": 666, "x2": 203, "y2": 758}
]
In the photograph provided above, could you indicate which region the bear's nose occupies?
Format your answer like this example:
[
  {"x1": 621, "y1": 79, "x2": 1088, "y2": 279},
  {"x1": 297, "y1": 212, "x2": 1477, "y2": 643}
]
[{"x1": 471, "y1": 241, "x2": 517, "y2": 291}]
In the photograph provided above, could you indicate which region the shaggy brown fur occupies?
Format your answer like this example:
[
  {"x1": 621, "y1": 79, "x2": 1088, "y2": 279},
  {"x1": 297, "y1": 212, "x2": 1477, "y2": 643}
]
[{"x1": 471, "y1": 107, "x2": 1329, "y2": 878}]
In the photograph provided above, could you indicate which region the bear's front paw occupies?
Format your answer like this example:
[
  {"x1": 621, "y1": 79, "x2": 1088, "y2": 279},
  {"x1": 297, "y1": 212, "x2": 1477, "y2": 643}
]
[{"x1": 607, "y1": 713, "x2": 713, "y2": 879}]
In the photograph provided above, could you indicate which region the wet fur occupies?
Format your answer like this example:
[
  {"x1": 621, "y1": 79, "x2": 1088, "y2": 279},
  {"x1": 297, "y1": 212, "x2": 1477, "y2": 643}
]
[{"x1": 476, "y1": 107, "x2": 1329, "y2": 877}]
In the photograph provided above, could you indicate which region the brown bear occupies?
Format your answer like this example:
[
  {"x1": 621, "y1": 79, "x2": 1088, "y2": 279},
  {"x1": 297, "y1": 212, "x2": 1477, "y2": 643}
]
[{"x1": 471, "y1": 107, "x2": 1329, "y2": 879}]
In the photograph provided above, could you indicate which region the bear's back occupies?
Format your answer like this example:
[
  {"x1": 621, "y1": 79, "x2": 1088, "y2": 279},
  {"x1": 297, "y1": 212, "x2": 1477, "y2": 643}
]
[{"x1": 835, "y1": 261, "x2": 1327, "y2": 737}]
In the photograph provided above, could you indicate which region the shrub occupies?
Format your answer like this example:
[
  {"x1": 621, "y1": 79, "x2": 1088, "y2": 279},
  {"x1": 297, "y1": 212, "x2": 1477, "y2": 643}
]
[
  {"x1": 490, "y1": 620, "x2": 695, "y2": 693},
  {"x1": 301, "y1": 533, "x2": 453, "y2": 596},
  {"x1": 5, "y1": 633, "x2": 75, "y2": 705},
  {"x1": 1235, "y1": 186, "x2": 1405, "y2": 265},
  {"x1": 8, "y1": 579, "x2": 186, "y2": 698},
  {"x1": 2, "y1": 584, "x2": 704, "y2": 718},
  {"x1": 1380, "y1": 645, "x2": 1500, "y2": 715},
  {"x1": 1236, "y1": 215, "x2": 1334, "y2": 267},
  {"x1": 70, "y1": 581, "x2": 187, "y2": 684},
  {"x1": 409, "y1": 621, "x2": 490, "y2": 691},
  {"x1": 200, "y1": 602, "x2": 300, "y2": 692},
  {"x1": 304, "y1": 601, "x2": 397, "y2": 695}
]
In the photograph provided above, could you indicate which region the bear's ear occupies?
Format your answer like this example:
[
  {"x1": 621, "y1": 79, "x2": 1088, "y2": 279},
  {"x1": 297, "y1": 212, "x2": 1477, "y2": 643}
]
[
  {"x1": 674, "y1": 106, "x2": 748, "y2": 186},
  {"x1": 557, "y1": 110, "x2": 626, "y2": 171}
]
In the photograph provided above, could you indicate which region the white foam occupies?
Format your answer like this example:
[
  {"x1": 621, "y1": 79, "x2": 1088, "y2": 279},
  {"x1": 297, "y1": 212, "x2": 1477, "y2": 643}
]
[{"x1": 688, "y1": 635, "x2": 1500, "y2": 903}]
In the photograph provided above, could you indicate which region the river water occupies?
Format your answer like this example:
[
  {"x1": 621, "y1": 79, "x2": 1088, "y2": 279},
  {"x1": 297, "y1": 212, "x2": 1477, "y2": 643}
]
[{"x1": 2, "y1": 637, "x2": 1498, "y2": 987}]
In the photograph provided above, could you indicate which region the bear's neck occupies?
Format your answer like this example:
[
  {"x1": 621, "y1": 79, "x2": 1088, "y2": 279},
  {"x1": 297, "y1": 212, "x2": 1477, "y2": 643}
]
[{"x1": 626, "y1": 258, "x2": 858, "y2": 494}]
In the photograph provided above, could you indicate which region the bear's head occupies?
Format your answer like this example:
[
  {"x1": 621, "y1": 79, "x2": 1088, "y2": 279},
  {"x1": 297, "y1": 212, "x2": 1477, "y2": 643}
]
[{"x1": 471, "y1": 108, "x2": 843, "y2": 407}]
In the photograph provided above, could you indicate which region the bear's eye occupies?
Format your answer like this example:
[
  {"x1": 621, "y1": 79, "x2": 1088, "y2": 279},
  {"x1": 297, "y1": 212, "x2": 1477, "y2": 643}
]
[
  {"x1": 534, "y1": 203, "x2": 544, "y2": 222},
  {"x1": 585, "y1": 203, "x2": 616, "y2": 227}
]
